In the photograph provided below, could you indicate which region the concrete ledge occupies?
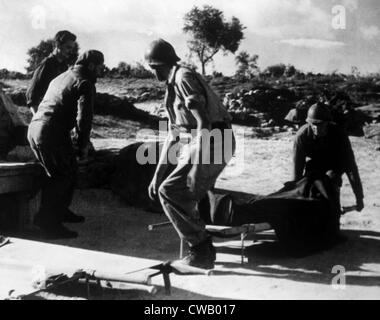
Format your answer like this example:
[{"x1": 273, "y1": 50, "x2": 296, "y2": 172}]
[{"x1": 0, "y1": 162, "x2": 42, "y2": 194}]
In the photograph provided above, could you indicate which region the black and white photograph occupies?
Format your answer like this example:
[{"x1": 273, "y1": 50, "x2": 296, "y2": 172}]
[{"x1": 0, "y1": 0, "x2": 379, "y2": 302}]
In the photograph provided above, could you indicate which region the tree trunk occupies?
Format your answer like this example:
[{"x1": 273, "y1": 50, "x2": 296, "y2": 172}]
[{"x1": 201, "y1": 61, "x2": 206, "y2": 76}]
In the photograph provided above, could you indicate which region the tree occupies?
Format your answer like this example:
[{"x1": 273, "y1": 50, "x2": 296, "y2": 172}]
[
  {"x1": 183, "y1": 5, "x2": 245, "y2": 75},
  {"x1": 26, "y1": 39, "x2": 79, "y2": 74},
  {"x1": 264, "y1": 63, "x2": 287, "y2": 78},
  {"x1": 117, "y1": 61, "x2": 131, "y2": 77},
  {"x1": 235, "y1": 51, "x2": 259, "y2": 80},
  {"x1": 284, "y1": 64, "x2": 297, "y2": 77}
]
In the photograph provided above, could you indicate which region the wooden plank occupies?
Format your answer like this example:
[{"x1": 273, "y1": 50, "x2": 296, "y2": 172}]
[
  {"x1": 0, "y1": 239, "x2": 165, "y2": 299},
  {"x1": 206, "y1": 223, "x2": 272, "y2": 237},
  {"x1": 0, "y1": 163, "x2": 42, "y2": 194},
  {"x1": 0, "y1": 238, "x2": 162, "y2": 276},
  {"x1": 0, "y1": 163, "x2": 42, "y2": 176}
]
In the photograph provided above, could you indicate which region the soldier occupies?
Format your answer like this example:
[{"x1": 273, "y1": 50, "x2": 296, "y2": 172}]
[
  {"x1": 26, "y1": 30, "x2": 77, "y2": 114},
  {"x1": 28, "y1": 50, "x2": 105, "y2": 238},
  {"x1": 292, "y1": 103, "x2": 364, "y2": 238},
  {"x1": 145, "y1": 39, "x2": 235, "y2": 269}
]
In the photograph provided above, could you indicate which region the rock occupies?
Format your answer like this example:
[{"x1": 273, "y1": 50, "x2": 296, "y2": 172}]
[
  {"x1": 0, "y1": 87, "x2": 29, "y2": 157},
  {"x1": 363, "y1": 123, "x2": 380, "y2": 141},
  {"x1": 356, "y1": 104, "x2": 380, "y2": 121},
  {"x1": 110, "y1": 141, "x2": 172, "y2": 212}
]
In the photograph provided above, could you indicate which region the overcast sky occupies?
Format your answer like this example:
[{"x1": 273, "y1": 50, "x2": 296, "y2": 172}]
[{"x1": 0, "y1": 0, "x2": 380, "y2": 75}]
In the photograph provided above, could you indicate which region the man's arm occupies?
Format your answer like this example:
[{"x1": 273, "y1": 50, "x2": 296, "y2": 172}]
[
  {"x1": 26, "y1": 60, "x2": 54, "y2": 112},
  {"x1": 76, "y1": 81, "x2": 95, "y2": 157},
  {"x1": 155, "y1": 128, "x2": 179, "y2": 181},
  {"x1": 148, "y1": 124, "x2": 179, "y2": 200},
  {"x1": 292, "y1": 134, "x2": 306, "y2": 181},
  {"x1": 341, "y1": 132, "x2": 364, "y2": 210}
]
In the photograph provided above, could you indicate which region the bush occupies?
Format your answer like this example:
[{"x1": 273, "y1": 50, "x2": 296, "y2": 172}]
[
  {"x1": 104, "y1": 62, "x2": 154, "y2": 79},
  {"x1": 0, "y1": 69, "x2": 28, "y2": 80}
]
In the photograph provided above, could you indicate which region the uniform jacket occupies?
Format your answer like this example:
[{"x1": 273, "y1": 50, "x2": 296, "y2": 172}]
[
  {"x1": 165, "y1": 65, "x2": 232, "y2": 133},
  {"x1": 31, "y1": 65, "x2": 96, "y2": 149},
  {"x1": 26, "y1": 54, "x2": 68, "y2": 110},
  {"x1": 293, "y1": 123, "x2": 363, "y2": 199}
]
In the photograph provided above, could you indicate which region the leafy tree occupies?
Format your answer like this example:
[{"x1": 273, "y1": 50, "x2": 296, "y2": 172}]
[
  {"x1": 117, "y1": 61, "x2": 131, "y2": 77},
  {"x1": 26, "y1": 39, "x2": 79, "y2": 74},
  {"x1": 183, "y1": 5, "x2": 245, "y2": 75},
  {"x1": 264, "y1": 63, "x2": 287, "y2": 78},
  {"x1": 0, "y1": 68, "x2": 27, "y2": 79},
  {"x1": 284, "y1": 64, "x2": 297, "y2": 77},
  {"x1": 235, "y1": 51, "x2": 259, "y2": 80}
]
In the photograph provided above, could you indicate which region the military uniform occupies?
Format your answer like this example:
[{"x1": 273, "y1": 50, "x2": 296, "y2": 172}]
[
  {"x1": 158, "y1": 65, "x2": 235, "y2": 247},
  {"x1": 26, "y1": 54, "x2": 68, "y2": 112},
  {"x1": 293, "y1": 122, "x2": 364, "y2": 237},
  {"x1": 293, "y1": 123, "x2": 363, "y2": 201},
  {"x1": 28, "y1": 64, "x2": 95, "y2": 226}
]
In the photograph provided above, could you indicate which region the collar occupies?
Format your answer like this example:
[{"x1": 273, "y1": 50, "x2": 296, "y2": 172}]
[
  {"x1": 72, "y1": 65, "x2": 97, "y2": 83},
  {"x1": 49, "y1": 52, "x2": 65, "y2": 64},
  {"x1": 167, "y1": 65, "x2": 180, "y2": 86}
]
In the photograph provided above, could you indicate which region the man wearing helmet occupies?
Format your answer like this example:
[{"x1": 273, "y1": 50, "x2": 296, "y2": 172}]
[
  {"x1": 145, "y1": 39, "x2": 235, "y2": 269},
  {"x1": 292, "y1": 102, "x2": 364, "y2": 237},
  {"x1": 28, "y1": 50, "x2": 105, "y2": 238}
]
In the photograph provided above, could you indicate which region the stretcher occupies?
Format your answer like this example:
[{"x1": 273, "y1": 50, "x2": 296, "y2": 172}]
[
  {"x1": 148, "y1": 221, "x2": 273, "y2": 265},
  {"x1": 0, "y1": 238, "x2": 212, "y2": 299}
]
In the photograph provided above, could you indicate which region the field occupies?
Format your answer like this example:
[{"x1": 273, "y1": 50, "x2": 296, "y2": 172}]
[{"x1": 1, "y1": 76, "x2": 380, "y2": 299}]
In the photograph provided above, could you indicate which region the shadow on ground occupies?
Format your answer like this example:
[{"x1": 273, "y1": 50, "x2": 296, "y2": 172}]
[
  {"x1": 217, "y1": 229, "x2": 380, "y2": 287},
  {"x1": 3, "y1": 189, "x2": 380, "y2": 299}
]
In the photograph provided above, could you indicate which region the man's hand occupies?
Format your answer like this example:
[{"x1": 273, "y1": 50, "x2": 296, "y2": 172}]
[
  {"x1": 187, "y1": 165, "x2": 200, "y2": 195},
  {"x1": 78, "y1": 144, "x2": 90, "y2": 160},
  {"x1": 148, "y1": 176, "x2": 161, "y2": 201},
  {"x1": 356, "y1": 197, "x2": 364, "y2": 212},
  {"x1": 77, "y1": 143, "x2": 93, "y2": 165},
  {"x1": 283, "y1": 180, "x2": 297, "y2": 190}
]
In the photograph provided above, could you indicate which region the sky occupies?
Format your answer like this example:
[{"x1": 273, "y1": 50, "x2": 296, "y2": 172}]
[{"x1": 0, "y1": 0, "x2": 380, "y2": 75}]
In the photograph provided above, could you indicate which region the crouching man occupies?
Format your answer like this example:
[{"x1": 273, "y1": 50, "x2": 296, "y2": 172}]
[
  {"x1": 28, "y1": 50, "x2": 105, "y2": 238},
  {"x1": 145, "y1": 39, "x2": 235, "y2": 269},
  {"x1": 292, "y1": 103, "x2": 364, "y2": 240}
]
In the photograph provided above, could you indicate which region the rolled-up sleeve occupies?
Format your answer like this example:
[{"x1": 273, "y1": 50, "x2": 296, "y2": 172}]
[
  {"x1": 76, "y1": 80, "x2": 95, "y2": 149},
  {"x1": 176, "y1": 72, "x2": 206, "y2": 110}
]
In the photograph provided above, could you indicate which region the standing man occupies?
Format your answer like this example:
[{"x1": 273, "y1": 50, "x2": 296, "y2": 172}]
[
  {"x1": 292, "y1": 103, "x2": 364, "y2": 238},
  {"x1": 28, "y1": 50, "x2": 105, "y2": 238},
  {"x1": 145, "y1": 39, "x2": 235, "y2": 269},
  {"x1": 26, "y1": 30, "x2": 77, "y2": 114}
]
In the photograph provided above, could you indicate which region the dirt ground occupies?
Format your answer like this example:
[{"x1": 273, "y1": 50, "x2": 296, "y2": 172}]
[
  {"x1": 18, "y1": 122, "x2": 377, "y2": 300},
  {"x1": 2, "y1": 79, "x2": 380, "y2": 299}
]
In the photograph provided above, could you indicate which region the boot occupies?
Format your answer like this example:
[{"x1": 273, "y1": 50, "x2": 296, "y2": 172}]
[
  {"x1": 181, "y1": 238, "x2": 216, "y2": 269},
  {"x1": 62, "y1": 209, "x2": 85, "y2": 223}
]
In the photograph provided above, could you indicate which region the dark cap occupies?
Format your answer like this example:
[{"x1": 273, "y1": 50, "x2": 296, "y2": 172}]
[
  {"x1": 54, "y1": 30, "x2": 77, "y2": 46},
  {"x1": 75, "y1": 50, "x2": 104, "y2": 67}
]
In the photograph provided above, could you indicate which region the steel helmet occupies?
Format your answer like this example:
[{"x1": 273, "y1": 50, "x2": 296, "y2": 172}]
[
  {"x1": 144, "y1": 39, "x2": 180, "y2": 66},
  {"x1": 306, "y1": 103, "x2": 332, "y2": 124}
]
